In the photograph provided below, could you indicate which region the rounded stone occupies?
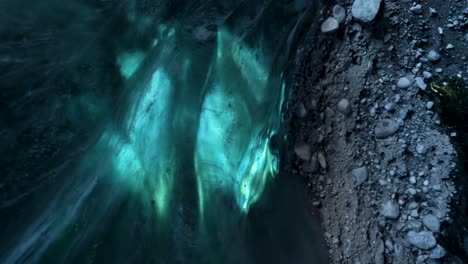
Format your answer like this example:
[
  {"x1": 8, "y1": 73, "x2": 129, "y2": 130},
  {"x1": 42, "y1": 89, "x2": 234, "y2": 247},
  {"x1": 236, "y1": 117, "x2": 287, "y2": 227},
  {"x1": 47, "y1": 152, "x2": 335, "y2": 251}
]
[
  {"x1": 333, "y1": 5, "x2": 346, "y2": 24},
  {"x1": 352, "y1": 0, "x2": 382, "y2": 23},
  {"x1": 337, "y1": 99, "x2": 351, "y2": 116},
  {"x1": 397, "y1": 77, "x2": 412, "y2": 88},
  {"x1": 321, "y1": 17, "x2": 339, "y2": 33},
  {"x1": 352, "y1": 166, "x2": 368, "y2": 185},
  {"x1": 382, "y1": 200, "x2": 400, "y2": 219},
  {"x1": 423, "y1": 214, "x2": 441, "y2": 232},
  {"x1": 427, "y1": 50, "x2": 441, "y2": 62},
  {"x1": 374, "y1": 119, "x2": 399, "y2": 139}
]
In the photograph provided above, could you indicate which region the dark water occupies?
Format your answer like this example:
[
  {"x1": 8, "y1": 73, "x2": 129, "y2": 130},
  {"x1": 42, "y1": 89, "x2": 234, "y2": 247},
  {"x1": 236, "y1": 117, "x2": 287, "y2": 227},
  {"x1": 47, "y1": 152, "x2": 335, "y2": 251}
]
[{"x1": 0, "y1": 0, "x2": 328, "y2": 263}]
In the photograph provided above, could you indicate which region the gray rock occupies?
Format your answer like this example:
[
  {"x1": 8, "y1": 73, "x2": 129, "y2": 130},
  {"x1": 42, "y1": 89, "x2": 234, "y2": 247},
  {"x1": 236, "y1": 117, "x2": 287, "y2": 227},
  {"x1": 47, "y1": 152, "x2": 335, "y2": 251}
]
[
  {"x1": 423, "y1": 71, "x2": 432, "y2": 79},
  {"x1": 297, "y1": 103, "x2": 307, "y2": 118},
  {"x1": 304, "y1": 153, "x2": 319, "y2": 173},
  {"x1": 384, "y1": 103, "x2": 395, "y2": 112},
  {"x1": 423, "y1": 214, "x2": 441, "y2": 232},
  {"x1": 446, "y1": 43, "x2": 454, "y2": 50},
  {"x1": 321, "y1": 17, "x2": 339, "y2": 33},
  {"x1": 375, "y1": 119, "x2": 399, "y2": 139},
  {"x1": 294, "y1": 143, "x2": 311, "y2": 160},
  {"x1": 415, "y1": 77, "x2": 427, "y2": 90},
  {"x1": 333, "y1": 5, "x2": 346, "y2": 24},
  {"x1": 407, "y1": 231, "x2": 437, "y2": 249},
  {"x1": 375, "y1": 240, "x2": 385, "y2": 264},
  {"x1": 317, "y1": 151, "x2": 327, "y2": 169},
  {"x1": 416, "y1": 144, "x2": 427, "y2": 154},
  {"x1": 429, "y1": 245, "x2": 446, "y2": 259},
  {"x1": 352, "y1": 166, "x2": 368, "y2": 185},
  {"x1": 429, "y1": 7, "x2": 437, "y2": 16},
  {"x1": 410, "y1": 4, "x2": 422, "y2": 14},
  {"x1": 382, "y1": 200, "x2": 400, "y2": 219},
  {"x1": 351, "y1": 0, "x2": 382, "y2": 23},
  {"x1": 435, "y1": 68, "x2": 443, "y2": 73},
  {"x1": 397, "y1": 77, "x2": 411, "y2": 88},
  {"x1": 427, "y1": 50, "x2": 441, "y2": 62},
  {"x1": 337, "y1": 99, "x2": 351, "y2": 116}
]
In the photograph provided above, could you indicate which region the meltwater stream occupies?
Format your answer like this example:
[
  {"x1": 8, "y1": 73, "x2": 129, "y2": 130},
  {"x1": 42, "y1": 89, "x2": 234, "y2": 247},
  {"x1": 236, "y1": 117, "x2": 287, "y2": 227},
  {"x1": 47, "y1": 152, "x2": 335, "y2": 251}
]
[{"x1": 0, "y1": 1, "x2": 327, "y2": 263}]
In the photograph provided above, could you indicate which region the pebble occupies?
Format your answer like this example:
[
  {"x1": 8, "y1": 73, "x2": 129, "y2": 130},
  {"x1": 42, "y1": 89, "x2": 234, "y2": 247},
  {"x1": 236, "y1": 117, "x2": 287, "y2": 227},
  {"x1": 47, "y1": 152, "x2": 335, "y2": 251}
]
[
  {"x1": 416, "y1": 144, "x2": 426, "y2": 154},
  {"x1": 435, "y1": 68, "x2": 443, "y2": 73},
  {"x1": 409, "y1": 176, "x2": 417, "y2": 184},
  {"x1": 415, "y1": 77, "x2": 427, "y2": 90},
  {"x1": 297, "y1": 103, "x2": 307, "y2": 118},
  {"x1": 337, "y1": 99, "x2": 351, "y2": 116},
  {"x1": 397, "y1": 77, "x2": 411, "y2": 88},
  {"x1": 429, "y1": 7, "x2": 437, "y2": 16},
  {"x1": 352, "y1": 166, "x2": 368, "y2": 186},
  {"x1": 423, "y1": 214, "x2": 441, "y2": 232},
  {"x1": 423, "y1": 71, "x2": 432, "y2": 79},
  {"x1": 321, "y1": 17, "x2": 339, "y2": 33},
  {"x1": 446, "y1": 43, "x2": 454, "y2": 50},
  {"x1": 410, "y1": 4, "x2": 422, "y2": 14},
  {"x1": 375, "y1": 119, "x2": 399, "y2": 139},
  {"x1": 426, "y1": 101, "x2": 434, "y2": 109},
  {"x1": 294, "y1": 143, "x2": 311, "y2": 160},
  {"x1": 429, "y1": 245, "x2": 446, "y2": 259},
  {"x1": 351, "y1": 0, "x2": 382, "y2": 23},
  {"x1": 317, "y1": 151, "x2": 327, "y2": 169},
  {"x1": 407, "y1": 231, "x2": 437, "y2": 249},
  {"x1": 382, "y1": 200, "x2": 400, "y2": 219},
  {"x1": 427, "y1": 50, "x2": 441, "y2": 62},
  {"x1": 438, "y1": 27, "x2": 444, "y2": 35},
  {"x1": 384, "y1": 103, "x2": 395, "y2": 112},
  {"x1": 333, "y1": 5, "x2": 346, "y2": 24}
]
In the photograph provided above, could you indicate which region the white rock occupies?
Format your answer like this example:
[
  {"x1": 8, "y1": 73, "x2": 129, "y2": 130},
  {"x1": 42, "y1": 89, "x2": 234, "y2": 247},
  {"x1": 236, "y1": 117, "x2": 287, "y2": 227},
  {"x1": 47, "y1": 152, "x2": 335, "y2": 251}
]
[
  {"x1": 397, "y1": 77, "x2": 411, "y2": 88},
  {"x1": 438, "y1": 27, "x2": 444, "y2": 35},
  {"x1": 446, "y1": 43, "x2": 454, "y2": 50},
  {"x1": 321, "y1": 17, "x2": 339, "y2": 33},
  {"x1": 352, "y1": 0, "x2": 382, "y2": 23},
  {"x1": 333, "y1": 5, "x2": 346, "y2": 24}
]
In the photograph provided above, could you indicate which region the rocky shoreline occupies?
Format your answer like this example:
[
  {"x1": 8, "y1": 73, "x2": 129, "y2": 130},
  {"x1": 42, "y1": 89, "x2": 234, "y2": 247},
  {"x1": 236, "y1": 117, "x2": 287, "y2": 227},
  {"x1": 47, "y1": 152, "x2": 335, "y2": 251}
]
[{"x1": 290, "y1": 0, "x2": 467, "y2": 263}]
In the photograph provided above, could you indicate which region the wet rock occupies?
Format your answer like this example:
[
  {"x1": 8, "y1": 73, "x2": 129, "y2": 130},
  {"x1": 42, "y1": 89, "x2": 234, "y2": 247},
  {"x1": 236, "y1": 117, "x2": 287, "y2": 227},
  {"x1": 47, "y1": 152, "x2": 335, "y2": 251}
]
[
  {"x1": 321, "y1": 17, "x2": 339, "y2": 33},
  {"x1": 429, "y1": 245, "x2": 446, "y2": 259},
  {"x1": 407, "y1": 231, "x2": 437, "y2": 249},
  {"x1": 337, "y1": 99, "x2": 351, "y2": 116},
  {"x1": 397, "y1": 77, "x2": 411, "y2": 88},
  {"x1": 415, "y1": 77, "x2": 427, "y2": 90},
  {"x1": 382, "y1": 200, "x2": 400, "y2": 219},
  {"x1": 333, "y1": 5, "x2": 346, "y2": 24},
  {"x1": 351, "y1": 0, "x2": 381, "y2": 23},
  {"x1": 375, "y1": 119, "x2": 399, "y2": 139},
  {"x1": 423, "y1": 214, "x2": 441, "y2": 232},
  {"x1": 352, "y1": 166, "x2": 368, "y2": 186},
  {"x1": 427, "y1": 50, "x2": 441, "y2": 62},
  {"x1": 294, "y1": 143, "x2": 311, "y2": 160}
]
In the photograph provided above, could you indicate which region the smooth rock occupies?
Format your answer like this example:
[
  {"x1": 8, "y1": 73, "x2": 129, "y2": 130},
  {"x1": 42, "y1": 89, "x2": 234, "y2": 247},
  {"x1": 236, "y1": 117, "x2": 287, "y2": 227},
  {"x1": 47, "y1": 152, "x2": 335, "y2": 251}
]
[
  {"x1": 375, "y1": 119, "x2": 399, "y2": 139},
  {"x1": 415, "y1": 77, "x2": 427, "y2": 90},
  {"x1": 382, "y1": 200, "x2": 400, "y2": 219},
  {"x1": 294, "y1": 143, "x2": 311, "y2": 161},
  {"x1": 352, "y1": 166, "x2": 368, "y2": 185},
  {"x1": 426, "y1": 101, "x2": 434, "y2": 110},
  {"x1": 321, "y1": 17, "x2": 339, "y2": 33},
  {"x1": 423, "y1": 214, "x2": 441, "y2": 232},
  {"x1": 351, "y1": 0, "x2": 381, "y2": 23},
  {"x1": 407, "y1": 231, "x2": 437, "y2": 249},
  {"x1": 423, "y1": 71, "x2": 432, "y2": 79},
  {"x1": 427, "y1": 50, "x2": 441, "y2": 62},
  {"x1": 429, "y1": 245, "x2": 446, "y2": 259},
  {"x1": 337, "y1": 99, "x2": 351, "y2": 116},
  {"x1": 397, "y1": 77, "x2": 412, "y2": 88},
  {"x1": 333, "y1": 5, "x2": 346, "y2": 24}
]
